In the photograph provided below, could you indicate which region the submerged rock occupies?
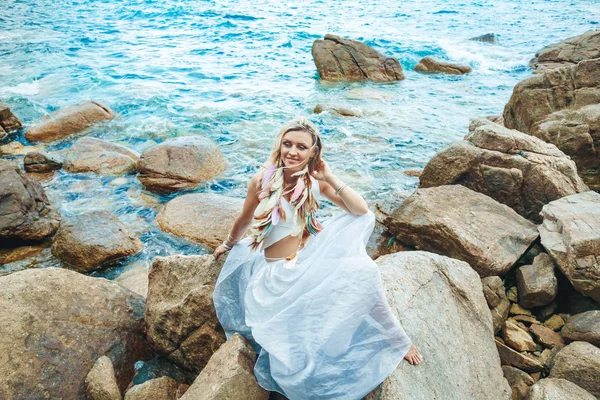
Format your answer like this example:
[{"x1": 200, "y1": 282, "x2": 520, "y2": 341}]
[
  {"x1": 313, "y1": 103, "x2": 363, "y2": 117},
  {"x1": 63, "y1": 137, "x2": 139, "y2": 175},
  {"x1": 312, "y1": 34, "x2": 404, "y2": 82},
  {"x1": 531, "y1": 30, "x2": 600, "y2": 73},
  {"x1": 469, "y1": 33, "x2": 500, "y2": 45},
  {"x1": 414, "y1": 57, "x2": 472, "y2": 75},
  {"x1": 23, "y1": 151, "x2": 63, "y2": 173}
]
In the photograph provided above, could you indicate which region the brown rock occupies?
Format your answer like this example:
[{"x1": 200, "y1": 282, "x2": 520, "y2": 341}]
[
  {"x1": 492, "y1": 298, "x2": 512, "y2": 334},
  {"x1": 311, "y1": 34, "x2": 404, "y2": 82},
  {"x1": 482, "y1": 276, "x2": 506, "y2": 308},
  {"x1": 403, "y1": 169, "x2": 422, "y2": 178},
  {"x1": 63, "y1": 137, "x2": 139, "y2": 175},
  {"x1": 517, "y1": 254, "x2": 558, "y2": 308},
  {"x1": 366, "y1": 200, "x2": 412, "y2": 260},
  {"x1": 25, "y1": 101, "x2": 115, "y2": 143},
  {"x1": 549, "y1": 341, "x2": 600, "y2": 397},
  {"x1": 541, "y1": 344, "x2": 565, "y2": 371},
  {"x1": 531, "y1": 30, "x2": 600, "y2": 72},
  {"x1": 0, "y1": 141, "x2": 43, "y2": 156},
  {"x1": 415, "y1": 56, "x2": 472, "y2": 75},
  {"x1": 513, "y1": 315, "x2": 540, "y2": 326},
  {"x1": 503, "y1": 320, "x2": 537, "y2": 352},
  {"x1": 23, "y1": 151, "x2": 63, "y2": 173},
  {"x1": 51, "y1": 210, "x2": 142, "y2": 272},
  {"x1": 0, "y1": 268, "x2": 147, "y2": 400},
  {"x1": 0, "y1": 243, "x2": 48, "y2": 264},
  {"x1": 544, "y1": 315, "x2": 566, "y2": 331},
  {"x1": 313, "y1": 103, "x2": 362, "y2": 117},
  {"x1": 502, "y1": 366, "x2": 534, "y2": 400},
  {"x1": 530, "y1": 324, "x2": 564, "y2": 349},
  {"x1": 156, "y1": 193, "x2": 243, "y2": 250},
  {"x1": 507, "y1": 286, "x2": 519, "y2": 303},
  {"x1": 496, "y1": 340, "x2": 544, "y2": 372},
  {"x1": 525, "y1": 378, "x2": 595, "y2": 400},
  {"x1": 385, "y1": 185, "x2": 539, "y2": 277},
  {"x1": 179, "y1": 334, "x2": 269, "y2": 400},
  {"x1": 0, "y1": 101, "x2": 22, "y2": 132},
  {"x1": 114, "y1": 261, "x2": 149, "y2": 298},
  {"x1": 511, "y1": 304, "x2": 533, "y2": 317},
  {"x1": 124, "y1": 376, "x2": 184, "y2": 400},
  {"x1": 561, "y1": 311, "x2": 600, "y2": 347},
  {"x1": 85, "y1": 356, "x2": 122, "y2": 400}
]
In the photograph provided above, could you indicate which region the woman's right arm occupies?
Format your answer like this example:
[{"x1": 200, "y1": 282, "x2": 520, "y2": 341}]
[{"x1": 213, "y1": 174, "x2": 261, "y2": 260}]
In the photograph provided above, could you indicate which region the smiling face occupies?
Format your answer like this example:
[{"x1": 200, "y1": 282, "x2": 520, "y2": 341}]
[{"x1": 280, "y1": 129, "x2": 315, "y2": 172}]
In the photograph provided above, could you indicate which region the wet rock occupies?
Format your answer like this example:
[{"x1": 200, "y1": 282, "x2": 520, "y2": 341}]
[
  {"x1": 525, "y1": 378, "x2": 595, "y2": 400},
  {"x1": 23, "y1": 151, "x2": 63, "y2": 173},
  {"x1": 51, "y1": 210, "x2": 142, "y2": 272},
  {"x1": 385, "y1": 185, "x2": 539, "y2": 277},
  {"x1": 0, "y1": 101, "x2": 22, "y2": 132},
  {"x1": 131, "y1": 356, "x2": 190, "y2": 387},
  {"x1": 548, "y1": 341, "x2": 600, "y2": 397},
  {"x1": 516, "y1": 254, "x2": 558, "y2": 308},
  {"x1": 179, "y1": 334, "x2": 269, "y2": 400},
  {"x1": 469, "y1": 33, "x2": 500, "y2": 45},
  {"x1": 85, "y1": 356, "x2": 122, "y2": 400},
  {"x1": 0, "y1": 243, "x2": 48, "y2": 264},
  {"x1": 314, "y1": 103, "x2": 362, "y2": 117},
  {"x1": 0, "y1": 159, "x2": 61, "y2": 243},
  {"x1": 311, "y1": 34, "x2": 404, "y2": 82},
  {"x1": 414, "y1": 57, "x2": 472, "y2": 75},
  {"x1": 419, "y1": 118, "x2": 588, "y2": 222},
  {"x1": 544, "y1": 315, "x2": 565, "y2": 331},
  {"x1": 561, "y1": 311, "x2": 600, "y2": 347},
  {"x1": 503, "y1": 320, "x2": 537, "y2": 352},
  {"x1": 125, "y1": 376, "x2": 187, "y2": 400},
  {"x1": 529, "y1": 324, "x2": 564, "y2": 349},
  {"x1": 63, "y1": 137, "x2": 139, "y2": 175},
  {"x1": 25, "y1": 101, "x2": 115, "y2": 143},
  {"x1": 146, "y1": 255, "x2": 226, "y2": 374},
  {"x1": 367, "y1": 251, "x2": 511, "y2": 399},
  {"x1": 496, "y1": 340, "x2": 544, "y2": 372},
  {"x1": 0, "y1": 268, "x2": 147, "y2": 400},
  {"x1": 156, "y1": 193, "x2": 242, "y2": 250},
  {"x1": 538, "y1": 192, "x2": 600, "y2": 302},
  {"x1": 531, "y1": 30, "x2": 600, "y2": 73},
  {"x1": 502, "y1": 366, "x2": 534, "y2": 400},
  {"x1": 482, "y1": 276, "x2": 506, "y2": 309},
  {"x1": 136, "y1": 136, "x2": 226, "y2": 193}
]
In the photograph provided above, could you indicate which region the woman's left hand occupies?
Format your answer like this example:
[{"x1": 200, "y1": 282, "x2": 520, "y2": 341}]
[{"x1": 311, "y1": 160, "x2": 333, "y2": 182}]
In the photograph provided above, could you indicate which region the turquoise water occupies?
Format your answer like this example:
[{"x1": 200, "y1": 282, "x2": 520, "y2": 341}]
[{"x1": 1, "y1": 0, "x2": 598, "y2": 274}]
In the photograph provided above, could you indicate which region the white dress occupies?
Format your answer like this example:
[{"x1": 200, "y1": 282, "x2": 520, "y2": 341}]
[{"x1": 213, "y1": 185, "x2": 412, "y2": 400}]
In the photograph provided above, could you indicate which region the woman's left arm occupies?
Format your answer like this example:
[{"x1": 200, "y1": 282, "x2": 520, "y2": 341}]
[{"x1": 313, "y1": 161, "x2": 369, "y2": 216}]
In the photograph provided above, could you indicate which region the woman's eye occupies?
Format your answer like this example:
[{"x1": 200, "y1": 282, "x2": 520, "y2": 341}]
[{"x1": 299, "y1": 146, "x2": 306, "y2": 150}]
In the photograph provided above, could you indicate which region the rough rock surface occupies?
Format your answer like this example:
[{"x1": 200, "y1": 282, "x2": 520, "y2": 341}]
[
  {"x1": 561, "y1": 311, "x2": 600, "y2": 347},
  {"x1": 517, "y1": 254, "x2": 558, "y2": 308},
  {"x1": 492, "y1": 298, "x2": 512, "y2": 335},
  {"x1": 115, "y1": 261, "x2": 149, "y2": 298},
  {"x1": 23, "y1": 151, "x2": 63, "y2": 173},
  {"x1": 51, "y1": 210, "x2": 142, "y2": 272},
  {"x1": 496, "y1": 340, "x2": 544, "y2": 373},
  {"x1": 531, "y1": 30, "x2": 600, "y2": 72},
  {"x1": 0, "y1": 101, "x2": 22, "y2": 132},
  {"x1": 414, "y1": 57, "x2": 472, "y2": 75},
  {"x1": 0, "y1": 159, "x2": 61, "y2": 242},
  {"x1": 311, "y1": 34, "x2": 404, "y2": 82},
  {"x1": 313, "y1": 103, "x2": 363, "y2": 117},
  {"x1": 124, "y1": 376, "x2": 186, "y2": 400},
  {"x1": 365, "y1": 251, "x2": 511, "y2": 400},
  {"x1": 179, "y1": 334, "x2": 268, "y2": 400},
  {"x1": 146, "y1": 255, "x2": 226, "y2": 374},
  {"x1": 502, "y1": 366, "x2": 534, "y2": 400},
  {"x1": 482, "y1": 276, "x2": 506, "y2": 309},
  {"x1": 538, "y1": 192, "x2": 600, "y2": 302},
  {"x1": 136, "y1": 136, "x2": 226, "y2": 193},
  {"x1": 503, "y1": 320, "x2": 537, "y2": 352},
  {"x1": 529, "y1": 324, "x2": 564, "y2": 349},
  {"x1": 0, "y1": 268, "x2": 147, "y2": 400},
  {"x1": 525, "y1": 378, "x2": 595, "y2": 400},
  {"x1": 548, "y1": 341, "x2": 600, "y2": 397},
  {"x1": 25, "y1": 101, "x2": 115, "y2": 143},
  {"x1": 419, "y1": 118, "x2": 588, "y2": 222},
  {"x1": 85, "y1": 356, "x2": 122, "y2": 400},
  {"x1": 63, "y1": 137, "x2": 139, "y2": 175},
  {"x1": 385, "y1": 185, "x2": 539, "y2": 277},
  {"x1": 156, "y1": 193, "x2": 243, "y2": 250},
  {"x1": 366, "y1": 199, "x2": 412, "y2": 260}
]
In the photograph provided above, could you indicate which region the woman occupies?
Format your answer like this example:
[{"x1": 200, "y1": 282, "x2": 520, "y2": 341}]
[{"x1": 212, "y1": 117, "x2": 422, "y2": 400}]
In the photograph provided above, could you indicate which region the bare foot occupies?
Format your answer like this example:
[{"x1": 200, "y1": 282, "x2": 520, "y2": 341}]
[{"x1": 404, "y1": 344, "x2": 423, "y2": 365}]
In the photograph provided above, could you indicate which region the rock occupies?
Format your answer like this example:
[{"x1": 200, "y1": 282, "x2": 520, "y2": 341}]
[
  {"x1": 179, "y1": 334, "x2": 269, "y2": 400},
  {"x1": 548, "y1": 341, "x2": 600, "y2": 397},
  {"x1": 541, "y1": 345, "x2": 565, "y2": 371},
  {"x1": 0, "y1": 101, "x2": 22, "y2": 132},
  {"x1": 0, "y1": 124, "x2": 5, "y2": 139},
  {"x1": 125, "y1": 376, "x2": 186, "y2": 400},
  {"x1": 482, "y1": 276, "x2": 506, "y2": 308},
  {"x1": 419, "y1": 118, "x2": 588, "y2": 222},
  {"x1": 131, "y1": 356, "x2": 190, "y2": 387},
  {"x1": 366, "y1": 251, "x2": 511, "y2": 399},
  {"x1": 146, "y1": 255, "x2": 226, "y2": 374},
  {"x1": 511, "y1": 304, "x2": 533, "y2": 317},
  {"x1": 561, "y1": 311, "x2": 600, "y2": 347},
  {"x1": 516, "y1": 254, "x2": 558, "y2": 308},
  {"x1": 568, "y1": 291, "x2": 600, "y2": 315},
  {"x1": 414, "y1": 57, "x2": 472, "y2": 75},
  {"x1": 531, "y1": 30, "x2": 600, "y2": 72},
  {"x1": 403, "y1": 169, "x2": 422, "y2": 178},
  {"x1": 0, "y1": 141, "x2": 43, "y2": 156},
  {"x1": 115, "y1": 261, "x2": 149, "y2": 298},
  {"x1": 85, "y1": 356, "x2": 122, "y2": 400},
  {"x1": 63, "y1": 137, "x2": 139, "y2": 175},
  {"x1": 507, "y1": 286, "x2": 519, "y2": 303},
  {"x1": 469, "y1": 33, "x2": 500, "y2": 44},
  {"x1": 366, "y1": 201, "x2": 412, "y2": 260},
  {"x1": 313, "y1": 103, "x2": 362, "y2": 117},
  {"x1": 513, "y1": 315, "x2": 540, "y2": 326},
  {"x1": 0, "y1": 243, "x2": 48, "y2": 264},
  {"x1": 51, "y1": 210, "x2": 142, "y2": 272},
  {"x1": 503, "y1": 320, "x2": 537, "y2": 352},
  {"x1": 492, "y1": 298, "x2": 512, "y2": 335},
  {"x1": 385, "y1": 185, "x2": 539, "y2": 277},
  {"x1": 544, "y1": 315, "x2": 566, "y2": 331},
  {"x1": 536, "y1": 302, "x2": 558, "y2": 321},
  {"x1": 0, "y1": 159, "x2": 61, "y2": 243},
  {"x1": 25, "y1": 101, "x2": 115, "y2": 143},
  {"x1": 496, "y1": 340, "x2": 544, "y2": 372},
  {"x1": 0, "y1": 268, "x2": 147, "y2": 400},
  {"x1": 156, "y1": 193, "x2": 243, "y2": 250},
  {"x1": 529, "y1": 324, "x2": 564, "y2": 349},
  {"x1": 23, "y1": 151, "x2": 63, "y2": 173},
  {"x1": 311, "y1": 34, "x2": 404, "y2": 82},
  {"x1": 538, "y1": 192, "x2": 600, "y2": 302},
  {"x1": 136, "y1": 136, "x2": 226, "y2": 193},
  {"x1": 502, "y1": 366, "x2": 534, "y2": 400},
  {"x1": 525, "y1": 378, "x2": 595, "y2": 400}
]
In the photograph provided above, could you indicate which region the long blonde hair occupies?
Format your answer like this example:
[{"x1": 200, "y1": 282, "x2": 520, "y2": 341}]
[{"x1": 248, "y1": 117, "x2": 324, "y2": 250}]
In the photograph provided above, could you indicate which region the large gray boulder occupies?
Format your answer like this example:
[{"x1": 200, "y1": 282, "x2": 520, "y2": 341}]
[
  {"x1": 538, "y1": 192, "x2": 600, "y2": 302},
  {"x1": 0, "y1": 159, "x2": 61, "y2": 242},
  {"x1": 414, "y1": 57, "x2": 472, "y2": 75},
  {"x1": 366, "y1": 251, "x2": 511, "y2": 400},
  {"x1": 146, "y1": 255, "x2": 226, "y2": 374},
  {"x1": 311, "y1": 34, "x2": 404, "y2": 82},
  {"x1": 419, "y1": 119, "x2": 588, "y2": 222},
  {"x1": 525, "y1": 378, "x2": 595, "y2": 400},
  {"x1": 561, "y1": 311, "x2": 600, "y2": 347},
  {"x1": 385, "y1": 185, "x2": 539, "y2": 277},
  {"x1": 0, "y1": 268, "x2": 147, "y2": 400},
  {"x1": 25, "y1": 101, "x2": 116, "y2": 143},
  {"x1": 136, "y1": 136, "x2": 226, "y2": 193},
  {"x1": 63, "y1": 137, "x2": 139, "y2": 175},
  {"x1": 548, "y1": 341, "x2": 600, "y2": 397},
  {"x1": 531, "y1": 30, "x2": 600, "y2": 73},
  {"x1": 516, "y1": 253, "x2": 558, "y2": 308}
]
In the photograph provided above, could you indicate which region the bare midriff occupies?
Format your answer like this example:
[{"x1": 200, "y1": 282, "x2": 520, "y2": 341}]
[{"x1": 263, "y1": 234, "x2": 302, "y2": 260}]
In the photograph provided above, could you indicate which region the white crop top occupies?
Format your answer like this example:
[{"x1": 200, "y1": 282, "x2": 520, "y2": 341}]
[{"x1": 262, "y1": 177, "x2": 320, "y2": 249}]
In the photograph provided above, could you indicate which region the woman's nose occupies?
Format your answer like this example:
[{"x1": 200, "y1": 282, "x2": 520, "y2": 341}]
[{"x1": 289, "y1": 147, "x2": 297, "y2": 155}]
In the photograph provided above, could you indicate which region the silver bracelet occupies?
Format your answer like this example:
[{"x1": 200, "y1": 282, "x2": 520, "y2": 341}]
[
  {"x1": 335, "y1": 183, "x2": 348, "y2": 196},
  {"x1": 221, "y1": 241, "x2": 232, "y2": 250}
]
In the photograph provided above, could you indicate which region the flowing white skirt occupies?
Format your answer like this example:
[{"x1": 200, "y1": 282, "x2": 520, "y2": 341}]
[{"x1": 213, "y1": 211, "x2": 412, "y2": 400}]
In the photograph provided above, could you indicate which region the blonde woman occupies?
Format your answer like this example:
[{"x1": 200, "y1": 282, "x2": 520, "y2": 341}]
[{"x1": 213, "y1": 117, "x2": 422, "y2": 400}]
